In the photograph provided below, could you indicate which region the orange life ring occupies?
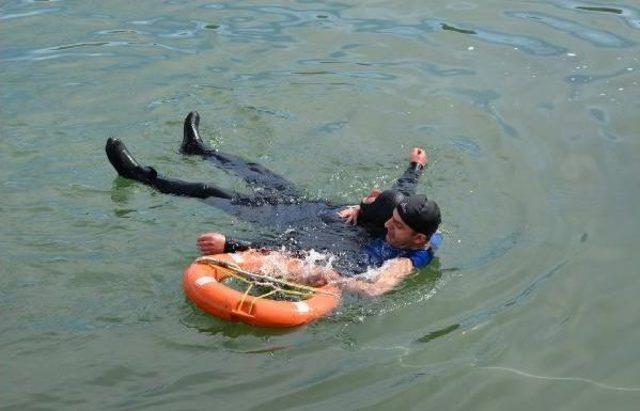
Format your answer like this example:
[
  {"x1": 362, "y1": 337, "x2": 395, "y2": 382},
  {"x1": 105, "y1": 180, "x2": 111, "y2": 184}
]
[{"x1": 183, "y1": 251, "x2": 342, "y2": 328}]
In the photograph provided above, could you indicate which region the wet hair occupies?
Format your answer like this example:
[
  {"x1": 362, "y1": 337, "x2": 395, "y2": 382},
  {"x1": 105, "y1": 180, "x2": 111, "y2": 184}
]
[{"x1": 358, "y1": 190, "x2": 405, "y2": 235}]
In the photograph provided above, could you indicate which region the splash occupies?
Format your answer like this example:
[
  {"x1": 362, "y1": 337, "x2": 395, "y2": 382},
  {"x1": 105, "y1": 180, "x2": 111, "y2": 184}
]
[{"x1": 255, "y1": 248, "x2": 338, "y2": 283}]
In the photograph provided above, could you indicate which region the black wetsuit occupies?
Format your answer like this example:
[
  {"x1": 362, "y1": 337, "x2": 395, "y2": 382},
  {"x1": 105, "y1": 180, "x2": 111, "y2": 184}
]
[{"x1": 106, "y1": 112, "x2": 423, "y2": 276}]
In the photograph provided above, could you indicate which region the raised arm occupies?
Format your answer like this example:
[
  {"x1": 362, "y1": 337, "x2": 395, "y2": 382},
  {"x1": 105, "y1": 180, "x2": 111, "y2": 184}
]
[
  {"x1": 338, "y1": 148, "x2": 428, "y2": 225},
  {"x1": 391, "y1": 148, "x2": 428, "y2": 196}
]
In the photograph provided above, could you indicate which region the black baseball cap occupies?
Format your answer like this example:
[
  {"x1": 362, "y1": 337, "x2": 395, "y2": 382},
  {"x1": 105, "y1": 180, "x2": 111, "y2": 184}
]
[{"x1": 396, "y1": 194, "x2": 441, "y2": 238}]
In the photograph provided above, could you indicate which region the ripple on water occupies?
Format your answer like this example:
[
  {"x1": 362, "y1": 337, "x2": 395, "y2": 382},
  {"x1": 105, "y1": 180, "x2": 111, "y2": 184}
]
[
  {"x1": 3, "y1": 0, "x2": 639, "y2": 408},
  {"x1": 456, "y1": 259, "x2": 568, "y2": 333},
  {"x1": 551, "y1": 0, "x2": 640, "y2": 29},
  {"x1": 5, "y1": 41, "x2": 135, "y2": 62},
  {"x1": 588, "y1": 107, "x2": 607, "y2": 124},
  {"x1": 450, "y1": 88, "x2": 520, "y2": 138},
  {"x1": 0, "y1": 8, "x2": 60, "y2": 21},
  {"x1": 449, "y1": 136, "x2": 483, "y2": 158},
  {"x1": 94, "y1": 29, "x2": 146, "y2": 35},
  {"x1": 435, "y1": 18, "x2": 567, "y2": 56},
  {"x1": 297, "y1": 57, "x2": 476, "y2": 79},
  {"x1": 506, "y1": 11, "x2": 634, "y2": 48},
  {"x1": 564, "y1": 67, "x2": 635, "y2": 84},
  {"x1": 460, "y1": 230, "x2": 524, "y2": 271},
  {"x1": 39, "y1": 41, "x2": 129, "y2": 52},
  {"x1": 192, "y1": 2, "x2": 572, "y2": 57},
  {"x1": 446, "y1": 2, "x2": 478, "y2": 11}
]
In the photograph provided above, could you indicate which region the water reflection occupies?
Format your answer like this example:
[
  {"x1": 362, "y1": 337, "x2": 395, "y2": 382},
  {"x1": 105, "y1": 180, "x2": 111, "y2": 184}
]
[
  {"x1": 550, "y1": 0, "x2": 640, "y2": 29},
  {"x1": 565, "y1": 66, "x2": 635, "y2": 84},
  {"x1": 451, "y1": 88, "x2": 520, "y2": 138},
  {"x1": 416, "y1": 323, "x2": 460, "y2": 343},
  {"x1": 2, "y1": 0, "x2": 639, "y2": 408},
  {"x1": 455, "y1": 260, "x2": 568, "y2": 332},
  {"x1": 0, "y1": 8, "x2": 60, "y2": 20},
  {"x1": 507, "y1": 11, "x2": 634, "y2": 48},
  {"x1": 4, "y1": 1, "x2": 595, "y2": 63}
]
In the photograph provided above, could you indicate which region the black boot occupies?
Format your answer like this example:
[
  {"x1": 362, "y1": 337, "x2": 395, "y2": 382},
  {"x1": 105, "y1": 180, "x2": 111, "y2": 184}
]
[
  {"x1": 180, "y1": 111, "x2": 214, "y2": 155},
  {"x1": 105, "y1": 138, "x2": 157, "y2": 182}
]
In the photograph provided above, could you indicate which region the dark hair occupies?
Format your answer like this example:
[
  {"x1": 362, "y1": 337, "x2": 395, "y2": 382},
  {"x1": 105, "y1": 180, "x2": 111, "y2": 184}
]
[{"x1": 359, "y1": 190, "x2": 405, "y2": 235}]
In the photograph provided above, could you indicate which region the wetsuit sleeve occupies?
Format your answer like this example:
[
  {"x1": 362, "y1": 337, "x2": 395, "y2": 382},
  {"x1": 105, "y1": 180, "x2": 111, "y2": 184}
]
[
  {"x1": 390, "y1": 162, "x2": 424, "y2": 196},
  {"x1": 223, "y1": 238, "x2": 253, "y2": 253},
  {"x1": 223, "y1": 237, "x2": 279, "y2": 253}
]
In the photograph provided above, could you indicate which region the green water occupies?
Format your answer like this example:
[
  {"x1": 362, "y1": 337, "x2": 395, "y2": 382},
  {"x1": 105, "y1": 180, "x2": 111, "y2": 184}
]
[{"x1": 2, "y1": 1, "x2": 639, "y2": 409}]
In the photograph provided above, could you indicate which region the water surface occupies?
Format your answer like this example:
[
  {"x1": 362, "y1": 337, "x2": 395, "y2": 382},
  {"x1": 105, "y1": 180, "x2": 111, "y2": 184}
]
[{"x1": 2, "y1": 0, "x2": 639, "y2": 409}]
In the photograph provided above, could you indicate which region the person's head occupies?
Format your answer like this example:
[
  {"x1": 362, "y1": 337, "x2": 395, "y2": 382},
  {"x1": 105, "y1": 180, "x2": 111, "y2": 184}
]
[
  {"x1": 384, "y1": 194, "x2": 441, "y2": 249},
  {"x1": 359, "y1": 189, "x2": 405, "y2": 234}
]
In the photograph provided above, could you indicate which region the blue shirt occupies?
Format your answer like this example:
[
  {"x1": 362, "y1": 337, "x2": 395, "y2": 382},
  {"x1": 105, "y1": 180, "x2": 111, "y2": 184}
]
[{"x1": 360, "y1": 231, "x2": 443, "y2": 269}]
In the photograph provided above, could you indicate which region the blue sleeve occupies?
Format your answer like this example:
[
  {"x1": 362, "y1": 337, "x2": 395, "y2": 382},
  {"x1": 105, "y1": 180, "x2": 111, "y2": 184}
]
[
  {"x1": 408, "y1": 249, "x2": 433, "y2": 268},
  {"x1": 408, "y1": 231, "x2": 443, "y2": 268},
  {"x1": 429, "y1": 231, "x2": 443, "y2": 253}
]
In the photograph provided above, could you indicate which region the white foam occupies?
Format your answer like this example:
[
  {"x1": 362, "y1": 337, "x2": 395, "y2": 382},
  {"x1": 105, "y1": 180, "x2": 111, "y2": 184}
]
[{"x1": 230, "y1": 254, "x2": 245, "y2": 264}]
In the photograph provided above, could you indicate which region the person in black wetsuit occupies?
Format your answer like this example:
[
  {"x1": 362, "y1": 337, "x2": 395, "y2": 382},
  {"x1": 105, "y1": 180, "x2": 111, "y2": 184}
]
[{"x1": 106, "y1": 112, "x2": 440, "y2": 295}]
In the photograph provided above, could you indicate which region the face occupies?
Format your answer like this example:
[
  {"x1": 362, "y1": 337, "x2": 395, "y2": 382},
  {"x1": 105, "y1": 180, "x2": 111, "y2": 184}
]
[
  {"x1": 362, "y1": 189, "x2": 382, "y2": 204},
  {"x1": 384, "y1": 209, "x2": 427, "y2": 249}
]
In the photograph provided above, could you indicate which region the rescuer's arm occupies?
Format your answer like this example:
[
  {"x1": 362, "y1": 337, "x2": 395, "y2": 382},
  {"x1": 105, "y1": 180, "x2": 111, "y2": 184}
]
[
  {"x1": 338, "y1": 148, "x2": 428, "y2": 224},
  {"x1": 337, "y1": 257, "x2": 414, "y2": 297},
  {"x1": 390, "y1": 148, "x2": 428, "y2": 196},
  {"x1": 197, "y1": 232, "x2": 254, "y2": 255}
]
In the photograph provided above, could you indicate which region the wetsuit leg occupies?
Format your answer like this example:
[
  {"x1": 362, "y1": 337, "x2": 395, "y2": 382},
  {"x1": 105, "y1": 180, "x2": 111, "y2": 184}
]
[
  {"x1": 106, "y1": 137, "x2": 235, "y2": 200},
  {"x1": 390, "y1": 162, "x2": 424, "y2": 196},
  {"x1": 180, "y1": 111, "x2": 300, "y2": 198},
  {"x1": 151, "y1": 176, "x2": 234, "y2": 199}
]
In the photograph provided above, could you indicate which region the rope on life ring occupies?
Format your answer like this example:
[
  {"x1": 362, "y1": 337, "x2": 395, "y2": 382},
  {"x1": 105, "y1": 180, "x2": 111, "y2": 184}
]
[{"x1": 183, "y1": 251, "x2": 342, "y2": 328}]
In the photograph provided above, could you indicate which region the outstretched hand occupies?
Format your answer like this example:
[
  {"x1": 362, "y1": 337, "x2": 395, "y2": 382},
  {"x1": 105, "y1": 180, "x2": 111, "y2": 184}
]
[
  {"x1": 338, "y1": 205, "x2": 361, "y2": 225},
  {"x1": 197, "y1": 232, "x2": 226, "y2": 255},
  {"x1": 410, "y1": 147, "x2": 427, "y2": 167}
]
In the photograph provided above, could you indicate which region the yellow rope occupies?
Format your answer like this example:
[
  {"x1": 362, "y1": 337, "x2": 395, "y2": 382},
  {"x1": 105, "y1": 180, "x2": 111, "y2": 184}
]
[
  {"x1": 196, "y1": 257, "x2": 338, "y2": 298},
  {"x1": 251, "y1": 289, "x2": 277, "y2": 314},
  {"x1": 232, "y1": 275, "x2": 303, "y2": 315},
  {"x1": 255, "y1": 289, "x2": 278, "y2": 300},
  {"x1": 237, "y1": 282, "x2": 254, "y2": 314},
  {"x1": 225, "y1": 269, "x2": 308, "y2": 294},
  {"x1": 197, "y1": 256, "x2": 319, "y2": 292}
]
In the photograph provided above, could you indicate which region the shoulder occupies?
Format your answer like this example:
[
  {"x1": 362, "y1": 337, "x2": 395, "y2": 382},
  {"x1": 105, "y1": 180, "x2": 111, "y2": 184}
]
[
  {"x1": 405, "y1": 248, "x2": 433, "y2": 268},
  {"x1": 406, "y1": 231, "x2": 443, "y2": 268},
  {"x1": 429, "y1": 231, "x2": 443, "y2": 253}
]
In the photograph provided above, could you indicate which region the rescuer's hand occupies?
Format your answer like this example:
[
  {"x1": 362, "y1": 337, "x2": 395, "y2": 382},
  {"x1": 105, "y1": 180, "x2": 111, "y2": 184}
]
[
  {"x1": 410, "y1": 147, "x2": 427, "y2": 166},
  {"x1": 197, "y1": 232, "x2": 226, "y2": 255},
  {"x1": 338, "y1": 205, "x2": 361, "y2": 225}
]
